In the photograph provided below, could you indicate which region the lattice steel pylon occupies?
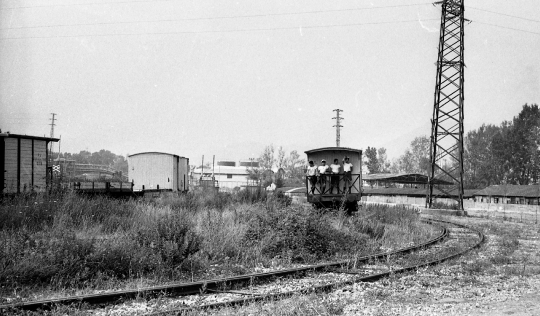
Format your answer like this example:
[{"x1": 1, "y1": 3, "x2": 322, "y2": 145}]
[
  {"x1": 332, "y1": 109, "x2": 343, "y2": 147},
  {"x1": 427, "y1": 0, "x2": 466, "y2": 210}
]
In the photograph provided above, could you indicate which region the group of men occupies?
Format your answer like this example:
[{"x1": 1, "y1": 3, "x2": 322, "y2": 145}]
[{"x1": 305, "y1": 157, "x2": 353, "y2": 194}]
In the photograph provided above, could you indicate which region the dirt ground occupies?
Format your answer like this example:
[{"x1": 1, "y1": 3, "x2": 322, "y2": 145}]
[
  {"x1": 333, "y1": 214, "x2": 540, "y2": 316},
  {"x1": 195, "y1": 213, "x2": 540, "y2": 316}
]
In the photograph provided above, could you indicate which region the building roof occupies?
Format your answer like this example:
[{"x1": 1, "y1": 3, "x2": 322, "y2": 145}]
[
  {"x1": 0, "y1": 133, "x2": 59, "y2": 142},
  {"x1": 473, "y1": 185, "x2": 540, "y2": 198},
  {"x1": 305, "y1": 147, "x2": 362, "y2": 155},
  {"x1": 363, "y1": 173, "x2": 453, "y2": 185},
  {"x1": 128, "y1": 152, "x2": 186, "y2": 159},
  {"x1": 193, "y1": 166, "x2": 250, "y2": 175},
  {"x1": 363, "y1": 187, "x2": 479, "y2": 199}
]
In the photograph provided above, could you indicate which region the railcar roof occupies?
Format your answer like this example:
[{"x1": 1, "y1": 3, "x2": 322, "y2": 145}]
[
  {"x1": 128, "y1": 152, "x2": 187, "y2": 159},
  {"x1": 0, "y1": 133, "x2": 59, "y2": 142},
  {"x1": 304, "y1": 147, "x2": 362, "y2": 154}
]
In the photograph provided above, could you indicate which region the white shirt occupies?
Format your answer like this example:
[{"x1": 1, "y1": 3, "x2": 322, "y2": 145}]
[
  {"x1": 318, "y1": 165, "x2": 330, "y2": 174},
  {"x1": 330, "y1": 163, "x2": 341, "y2": 174},
  {"x1": 306, "y1": 165, "x2": 317, "y2": 176},
  {"x1": 343, "y1": 162, "x2": 353, "y2": 172}
]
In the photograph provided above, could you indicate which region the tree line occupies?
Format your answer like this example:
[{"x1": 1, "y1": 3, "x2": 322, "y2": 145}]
[
  {"x1": 248, "y1": 145, "x2": 306, "y2": 188},
  {"x1": 58, "y1": 150, "x2": 129, "y2": 175},
  {"x1": 363, "y1": 104, "x2": 540, "y2": 189}
]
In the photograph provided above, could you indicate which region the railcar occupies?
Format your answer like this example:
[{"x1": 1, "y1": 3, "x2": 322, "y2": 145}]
[{"x1": 304, "y1": 147, "x2": 362, "y2": 213}]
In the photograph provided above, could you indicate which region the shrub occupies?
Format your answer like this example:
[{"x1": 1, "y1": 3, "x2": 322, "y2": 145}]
[{"x1": 242, "y1": 207, "x2": 364, "y2": 262}]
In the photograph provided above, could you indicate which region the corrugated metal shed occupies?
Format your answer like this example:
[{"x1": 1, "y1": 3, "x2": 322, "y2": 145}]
[{"x1": 1, "y1": 133, "x2": 59, "y2": 194}]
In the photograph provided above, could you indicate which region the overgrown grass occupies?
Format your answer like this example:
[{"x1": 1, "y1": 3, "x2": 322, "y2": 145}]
[{"x1": 0, "y1": 192, "x2": 434, "y2": 303}]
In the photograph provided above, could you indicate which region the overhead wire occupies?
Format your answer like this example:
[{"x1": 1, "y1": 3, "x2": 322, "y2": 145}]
[
  {"x1": 467, "y1": 6, "x2": 540, "y2": 23},
  {"x1": 0, "y1": 3, "x2": 433, "y2": 30},
  {"x1": 0, "y1": 0, "x2": 177, "y2": 10},
  {"x1": 0, "y1": 3, "x2": 538, "y2": 39},
  {"x1": 0, "y1": 18, "x2": 440, "y2": 40},
  {"x1": 472, "y1": 20, "x2": 540, "y2": 36}
]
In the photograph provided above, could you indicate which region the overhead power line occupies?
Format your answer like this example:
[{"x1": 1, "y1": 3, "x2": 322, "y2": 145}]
[
  {"x1": 0, "y1": 0, "x2": 176, "y2": 10},
  {"x1": 468, "y1": 6, "x2": 540, "y2": 23},
  {"x1": 0, "y1": 3, "x2": 433, "y2": 31},
  {"x1": 0, "y1": 18, "x2": 440, "y2": 40},
  {"x1": 474, "y1": 21, "x2": 540, "y2": 36}
]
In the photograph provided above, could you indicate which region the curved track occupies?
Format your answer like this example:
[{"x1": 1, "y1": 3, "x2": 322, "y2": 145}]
[
  {"x1": 0, "y1": 218, "x2": 484, "y2": 314},
  {"x1": 141, "y1": 218, "x2": 484, "y2": 315}
]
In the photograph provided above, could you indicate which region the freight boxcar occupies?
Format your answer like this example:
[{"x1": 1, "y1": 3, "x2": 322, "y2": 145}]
[
  {"x1": 1, "y1": 133, "x2": 59, "y2": 194},
  {"x1": 305, "y1": 147, "x2": 362, "y2": 213},
  {"x1": 128, "y1": 152, "x2": 189, "y2": 192}
]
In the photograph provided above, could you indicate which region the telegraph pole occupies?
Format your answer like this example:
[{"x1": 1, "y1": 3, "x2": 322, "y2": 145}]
[
  {"x1": 427, "y1": 0, "x2": 466, "y2": 210},
  {"x1": 332, "y1": 109, "x2": 343, "y2": 147},
  {"x1": 49, "y1": 113, "x2": 57, "y2": 163}
]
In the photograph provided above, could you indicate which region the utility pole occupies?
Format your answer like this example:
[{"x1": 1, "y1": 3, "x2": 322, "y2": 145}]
[
  {"x1": 49, "y1": 113, "x2": 57, "y2": 163},
  {"x1": 427, "y1": 0, "x2": 466, "y2": 210},
  {"x1": 332, "y1": 109, "x2": 343, "y2": 147}
]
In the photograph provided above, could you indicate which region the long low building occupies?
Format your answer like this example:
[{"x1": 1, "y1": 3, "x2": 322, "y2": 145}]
[
  {"x1": 1, "y1": 133, "x2": 59, "y2": 194},
  {"x1": 363, "y1": 173, "x2": 453, "y2": 187},
  {"x1": 473, "y1": 185, "x2": 540, "y2": 205}
]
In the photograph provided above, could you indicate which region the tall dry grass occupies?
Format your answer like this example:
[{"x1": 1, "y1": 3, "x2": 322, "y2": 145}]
[{"x1": 0, "y1": 191, "x2": 435, "y2": 299}]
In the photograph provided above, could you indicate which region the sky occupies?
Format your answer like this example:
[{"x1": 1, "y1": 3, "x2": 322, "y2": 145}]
[{"x1": 0, "y1": 0, "x2": 539, "y2": 164}]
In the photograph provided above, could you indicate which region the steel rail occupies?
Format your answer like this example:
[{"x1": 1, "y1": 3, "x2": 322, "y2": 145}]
[
  {"x1": 0, "y1": 220, "x2": 447, "y2": 312},
  {"x1": 145, "y1": 218, "x2": 484, "y2": 315}
]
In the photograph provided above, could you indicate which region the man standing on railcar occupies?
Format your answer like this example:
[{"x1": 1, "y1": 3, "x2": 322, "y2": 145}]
[
  {"x1": 342, "y1": 157, "x2": 353, "y2": 194},
  {"x1": 330, "y1": 158, "x2": 341, "y2": 194},
  {"x1": 318, "y1": 160, "x2": 330, "y2": 194},
  {"x1": 306, "y1": 160, "x2": 318, "y2": 195}
]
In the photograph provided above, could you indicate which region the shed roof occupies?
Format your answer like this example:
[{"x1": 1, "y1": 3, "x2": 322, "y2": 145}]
[
  {"x1": 305, "y1": 147, "x2": 362, "y2": 155},
  {"x1": 0, "y1": 133, "x2": 59, "y2": 142},
  {"x1": 363, "y1": 173, "x2": 453, "y2": 185},
  {"x1": 363, "y1": 187, "x2": 479, "y2": 199},
  {"x1": 473, "y1": 185, "x2": 540, "y2": 198}
]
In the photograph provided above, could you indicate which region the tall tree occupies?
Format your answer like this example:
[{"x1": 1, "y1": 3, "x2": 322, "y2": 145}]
[
  {"x1": 258, "y1": 145, "x2": 275, "y2": 170},
  {"x1": 276, "y1": 146, "x2": 287, "y2": 169},
  {"x1": 507, "y1": 104, "x2": 540, "y2": 184},
  {"x1": 463, "y1": 124, "x2": 501, "y2": 188},
  {"x1": 377, "y1": 148, "x2": 391, "y2": 173},
  {"x1": 364, "y1": 147, "x2": 379, "y2": 174},
  {"x1": 284, "y1": 150, "x2": 306, "y2": 181},
  {"x1": 393, "y1": 136, "x2": 430, "y2": 174}
]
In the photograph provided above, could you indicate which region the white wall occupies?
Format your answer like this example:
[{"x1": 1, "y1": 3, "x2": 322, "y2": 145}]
[{"x1": 129, "y1": 153, "x2": 175, "y2": 191}]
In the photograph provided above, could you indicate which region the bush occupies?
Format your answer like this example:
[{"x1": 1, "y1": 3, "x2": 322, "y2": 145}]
[{"x1": 242, "y1": 207, "x2": 364, "y2": 262}]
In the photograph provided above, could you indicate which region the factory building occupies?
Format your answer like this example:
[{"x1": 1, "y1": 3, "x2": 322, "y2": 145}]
[
  {"x1": 1, "y1": 133, "x2": 59, "y2": 194},
  {"x1": 128, "y1": 152, "x2": 189, "y2": 192},
  {"x1": 192, "y1": 160, "x2": 259, "y2": 190}
]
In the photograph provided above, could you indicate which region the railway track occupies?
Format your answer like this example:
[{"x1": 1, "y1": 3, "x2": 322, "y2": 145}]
[{"x1": 0, "y1": 218, "x2": 484, "y2": 315}]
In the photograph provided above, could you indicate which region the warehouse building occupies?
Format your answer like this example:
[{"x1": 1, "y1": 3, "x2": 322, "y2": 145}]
[
  {"x1": 1, "y1": 132, "x2": 59, "y2": 194},
  {"x1": 191, "y1": 160, "x2": 261, "y2": 190},
  {"x1": 128, "y1": 152, "x2": 189, "y2": 192}
]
